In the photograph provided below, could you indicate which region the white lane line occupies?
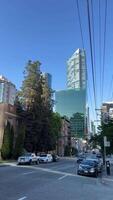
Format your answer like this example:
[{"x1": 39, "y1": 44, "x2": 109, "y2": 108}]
[
  {"x1": 22, "y1": 171, "x2": 35, "y2": 175},
  {"x1": 58, "y1": 174, "x2": 68, "y2": 180},
  {"x1": 6, "y1": 163, "x2": 101, "y2": 182},
  {"x1": 103, "y1": 178, "x2": 113, "y2": 182},
  {"x1": 17, "y1": 196, "x2": 27, "y2": 200}
]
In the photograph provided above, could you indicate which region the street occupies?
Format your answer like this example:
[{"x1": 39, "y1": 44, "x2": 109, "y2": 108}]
[{"x1": 0, "y1": 158, "x2": 113, "y2": 200}]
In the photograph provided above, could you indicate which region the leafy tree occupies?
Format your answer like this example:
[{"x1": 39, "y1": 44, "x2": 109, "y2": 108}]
[
  {"x1": 1, "y1": 122, "x2": 14, "y2": 159},
  {"x1": 71, "y1": 147, "x2": 78, "y2": 156},
  {"x1": 13, "y1": 124, "x2": 25, "y2": 159},
  {"x1": 18, "y1": 60, "x2": 54, "y2": 153},
  {"x1": 90, "y1": 121, "x2": 113, "y2": 155},
  {"x1": 64, "y1": 145, "x2": 71, "y2": 156},
  {"x1": 10, "y1": 126, "x2": 14, "y2": 158},
  {"x1": 50, "y1": 112, "x2": 62, "y2": 151}
]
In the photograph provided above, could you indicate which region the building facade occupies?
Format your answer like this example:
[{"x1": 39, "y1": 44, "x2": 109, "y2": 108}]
[
  {"x1": 58, "y1": 117, "x2": 71, "y2": 156},
  {"x1": 67, "y1": 49, "x2": 86, "y2": 90},
  {"x1": 0, "y1": 75, "x2": 16, "y2": 105},
  {"x1": 101, "y1": 102, "x2": 113, "y2": 123},
  {"x1": 55, "y1": 89, "x2": 86, "y2": 118},
  {"x1": 42, "y1": 73, "x2": 52, "y2": 89}
]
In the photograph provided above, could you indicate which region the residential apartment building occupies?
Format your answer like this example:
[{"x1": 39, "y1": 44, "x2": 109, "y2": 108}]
[
  {"x1": 58, "y1": 117, "x2": 71, "y2": 156},
  {"x1": 0, "y1": 75, "x2": 16, "y2": 105},
  {"x1": 101, "y1": 102, "x2": 113, "y2": 123}
]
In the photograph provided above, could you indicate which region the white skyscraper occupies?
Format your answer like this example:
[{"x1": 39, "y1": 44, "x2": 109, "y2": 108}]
[
  {"x1": 67, "y1": 49, "x2": 87, "y2": 90},
  {"x1": 0, "y1": 75, "x2": 16, "y2": 105}
]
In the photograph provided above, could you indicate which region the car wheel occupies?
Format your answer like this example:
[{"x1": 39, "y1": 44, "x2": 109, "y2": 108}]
[
  {"x1": 36, "y1": 160, "x2": 39, "y2": 165},
  {"x1": 29, "y1": 160, "x2": 32, "y2": 165},
  {"x1": 94, "y1": 171, "x2": 98, "y2": 178},
  {"x1": 17, "y1": 163, "x2": 20, "y2": 165}
]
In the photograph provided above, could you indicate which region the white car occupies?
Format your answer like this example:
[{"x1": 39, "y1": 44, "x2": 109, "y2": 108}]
[
  {"x1": 38, "y1": 154, "x2": 53, "y2": 163},
  {"x1": 17, "y1": 153, "x2": 39, "y2": 165}
]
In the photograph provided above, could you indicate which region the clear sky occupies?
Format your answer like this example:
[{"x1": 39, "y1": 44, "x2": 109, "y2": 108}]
[{"x1": 0, "y1": 0, "x2": 113, "y2": 121}]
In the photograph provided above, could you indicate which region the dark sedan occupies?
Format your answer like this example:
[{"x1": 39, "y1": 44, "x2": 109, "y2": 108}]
[{"x1": 77, "y1": 160, "x2": 98, "y2": 177}]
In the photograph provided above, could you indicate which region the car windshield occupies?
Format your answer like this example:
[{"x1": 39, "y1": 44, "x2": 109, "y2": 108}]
[
  {"x1": 81, "y1": 160, "x2": 95, "y2": 166},
  {"x1": 24, "y1": 153, "x2": 32, "y2": 157},
  {"x1": 40, "y1": 154, "x2": 47, "y2": 157}
]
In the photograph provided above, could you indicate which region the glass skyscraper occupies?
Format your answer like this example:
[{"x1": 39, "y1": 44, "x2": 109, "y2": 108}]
[
  {"x1": 55, "y1": 49, "x2": 87, "y2": 138},
  {"x1": 67, "y1": 49, "x2": 86, "y2": 90}
]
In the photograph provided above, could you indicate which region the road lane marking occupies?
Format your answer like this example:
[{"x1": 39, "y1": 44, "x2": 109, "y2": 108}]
[
  {"x1": 22, "y1": 171, "x2": 35, "y2": 175},
  {"x1": 4, "y1": 162, "x2": 110, "y2": 183},
  {"x1": 58, "y1": 175, "x2": 68, "y2": 180},
  {"x1": 17, "y1": 196, "x2": 27, "y2": 200},
  {"x1": 103, "y1": 178, "x2": 113, "y2": 182}
]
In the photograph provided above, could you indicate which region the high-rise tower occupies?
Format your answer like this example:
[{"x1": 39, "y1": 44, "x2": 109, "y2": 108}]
[
  {"x1": 67, "y1": 49, "x2": 86, "y2": 90},
  {"x1": 55, "y1": 49, "x2": 87, "y2": 138},
  {"x1": 0, "y1": 75, "x2": 16, "y2": 105}
]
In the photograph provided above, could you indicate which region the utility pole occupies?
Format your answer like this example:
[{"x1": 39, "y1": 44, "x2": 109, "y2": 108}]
[{"x1": 103, "y1": 136, "x2": 107, "y2": 165}]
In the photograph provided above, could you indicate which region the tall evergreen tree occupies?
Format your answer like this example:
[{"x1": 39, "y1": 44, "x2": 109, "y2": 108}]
[
  {"x1": 13, "y1": 124, "x2": 25, "y2": 159},
  {"x1": 1, "y1": 122, "x2": 14, "y2": 159},
  {"x1": 19, "y1": 60, "x2": 54, "y2": 153}
]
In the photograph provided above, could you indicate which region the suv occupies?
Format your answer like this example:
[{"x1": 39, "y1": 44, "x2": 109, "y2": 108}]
[
  {"x1": 38, "y1": 154, "x2": 53, "y2": 163},
  {"x1": 17, "y1": 153, "x2": 39, "y2": 165}
]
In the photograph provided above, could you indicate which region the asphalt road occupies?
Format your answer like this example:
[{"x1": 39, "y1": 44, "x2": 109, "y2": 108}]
[{"x1": 0, "y1": 158, "x2": 113, "y2": 200}]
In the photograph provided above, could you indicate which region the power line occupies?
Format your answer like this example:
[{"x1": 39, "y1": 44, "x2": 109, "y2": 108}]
[
  {"x1": 86, "y1": 0, "x2": 97, "y2": 111},
  {"x1": 99, "y1": 0, "x2": 102, "y2": 105},
  {"x1": 91, "y1": 0, "x2": 96, "y2": 88},
  {"x1": 88, "y1": 82, "x2": 95, "y2": 120},
  {"x1": 76, "y1": 0, "x2": 84, "y2": 49},
  {"x1": 101, "y1": 0, "x2": 107, "y2": 103},
  {"x1": 108, "y1": 75, "x2": 113, "y2": 100}
]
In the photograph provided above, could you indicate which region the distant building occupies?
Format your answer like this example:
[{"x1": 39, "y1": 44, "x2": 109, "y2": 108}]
[
  {"x1": 55, "y1": 89, "x2": 86, "y2": 138},
  {"x1": 101, "y1": 102, "x2": 113, "y2": 123},
  {"x1": 58, "y1": 117, "x2": 71, "y2": 156},
  {"x1": 42, "y1": 73, "x2": 52, "y2": 89},
  {"x1": 55, "y1": 49, "x2": 87, "y2": 138},
  {"x1": 90, "y1": 121, "x2": 96, "y2": 137},
  {"x1": 67, "y1": 49, "x2": 87, "y2": 90},
  {"x1": 0, "y1": 75, "x2": 16, "y2": 105}
]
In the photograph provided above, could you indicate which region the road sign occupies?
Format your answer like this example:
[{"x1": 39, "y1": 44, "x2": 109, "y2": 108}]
[
  {"x1": 105, "y1": 141, "x2": 110, "y2": 147},
  {"x1": 104, "y1": 136, "x2": 110, "y2": 147}
]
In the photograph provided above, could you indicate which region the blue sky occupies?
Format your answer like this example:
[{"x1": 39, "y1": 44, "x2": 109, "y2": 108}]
[{"x1": 0, "y1": 0, "x2": 113, "y2": 121}]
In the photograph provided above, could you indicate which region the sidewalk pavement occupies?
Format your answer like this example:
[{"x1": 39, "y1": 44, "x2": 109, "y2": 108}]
[{"x1": 102, "y1": 163, "x2": 113, "y2": 179}]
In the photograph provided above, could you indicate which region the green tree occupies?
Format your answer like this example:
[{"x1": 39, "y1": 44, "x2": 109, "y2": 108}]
[
  {"x1": 10, "y1": 126, "x2": 14, "y2": 158},
  {"x1": 19, "y1": 60, "x2": 54, "y2": 153},
  {"x1": 50, "y1": 112, "x2": 62, "y2": 151},
  {"x1": 90, "y1": 121, "x2": 113, "y2": 155},
  {"x1": 1, "y1": 122, "x2": 14, "y2": 159},
  {"x1": 13, "y1": 124, "x2": 25, "y2": 159},
  {"x1": 64, "y1": 145, "x2": 71, "y2": 156}
]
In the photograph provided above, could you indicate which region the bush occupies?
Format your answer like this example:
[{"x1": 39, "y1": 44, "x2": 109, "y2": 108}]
[
  {"x1": 1, "y1": 122, "x2": 14, "y2": 160},
  {"x1": 64, "y1": 145, "x2": 71, "y2": 156}
]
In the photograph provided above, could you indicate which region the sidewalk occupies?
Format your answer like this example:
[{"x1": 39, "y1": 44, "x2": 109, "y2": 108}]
[{"x1": 102, "y1": 163, "x2": 113, "y2": 179}]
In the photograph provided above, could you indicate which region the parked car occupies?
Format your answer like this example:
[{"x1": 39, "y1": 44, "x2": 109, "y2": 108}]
[
  {"x1": 77, "y1": 160, "x2": 98, "y2": 177},
  {"x1": 38, "y1": 154, "x2": 53, "y2": 163},
  {"x1": 86, "y1": 157, "x2": 103, "y2": 173},
  {"x1": 77, "y1": 154, "x2": 86, "y2": 164},
  {"x1": 17, "y1": 153, "x2": 39, "y2": 165},
  {"x1": 52, "y1": 154, "x2": 59, "y2": 162}
]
